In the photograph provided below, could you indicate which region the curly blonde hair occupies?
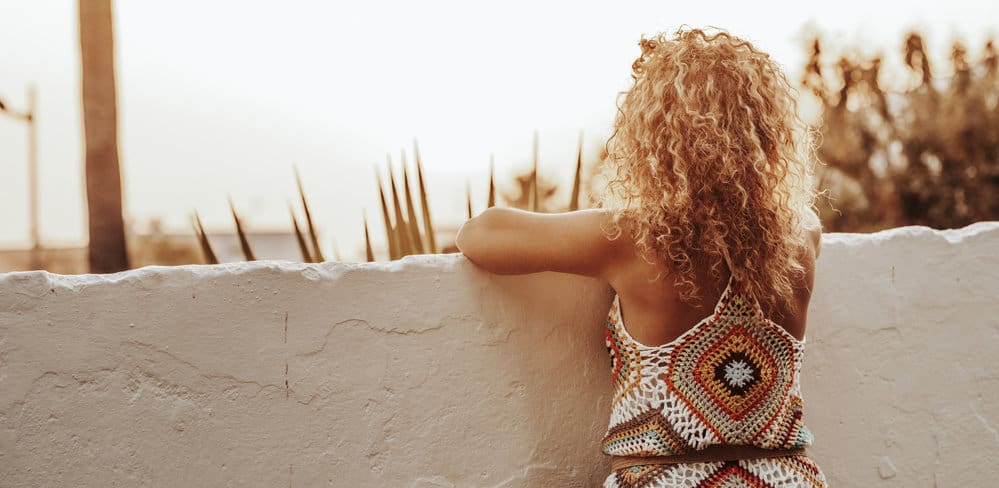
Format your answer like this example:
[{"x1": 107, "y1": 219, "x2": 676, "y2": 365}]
[{"x1": 598, "y1": 26, "x2": 821, "y2": 319}]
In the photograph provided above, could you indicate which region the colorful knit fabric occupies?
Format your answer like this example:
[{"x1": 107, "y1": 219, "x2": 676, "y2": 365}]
[{"x1": 601, "y1": 274, "x2": 827, "y2": 487}]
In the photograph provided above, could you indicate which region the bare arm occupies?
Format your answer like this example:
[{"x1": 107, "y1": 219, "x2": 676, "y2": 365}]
[{"x1": 454, "y1": 207, "x2": 626, "y2": 280}]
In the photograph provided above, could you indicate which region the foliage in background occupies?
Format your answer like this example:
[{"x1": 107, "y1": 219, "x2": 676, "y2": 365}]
[
  {"x1": 802, "y1": 32, "x2": 999, "y2": 232},
  {"x1": 85, "y1": 31, "x2": 999, "y2": 269},
  {"x1": 182, "y1": 30, "x2": 999, "y2": 266},
  {"x1": 369, "y1": 141, "x2": 439, "y2": 261}
]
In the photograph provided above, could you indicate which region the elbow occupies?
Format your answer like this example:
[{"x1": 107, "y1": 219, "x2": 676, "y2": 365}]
[
  {"x1": 454, "y1": 220, "x2": 474, "y2": 254},
  {"x1": 454, "y1": 208, "x2": 502, "y2": 260},
  {"x1": 454, "y1": 215, "x2": 481, "y2": 256}
]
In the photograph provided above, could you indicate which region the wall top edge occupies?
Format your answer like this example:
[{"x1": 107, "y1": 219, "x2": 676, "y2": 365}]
[
  {"x1": 2, "y1": 221, "x2": 996, "y2": 286},
  {"x1": 822, "y1": 220, "x2": 999, "y2": 245}
]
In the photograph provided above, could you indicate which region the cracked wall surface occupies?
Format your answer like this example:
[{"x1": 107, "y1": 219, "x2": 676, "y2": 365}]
[{"x1": 1, "y1": 221, "x2": 998, "y2": 487}]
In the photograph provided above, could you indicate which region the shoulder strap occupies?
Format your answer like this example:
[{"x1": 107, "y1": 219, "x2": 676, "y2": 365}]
[
  {"x1": 718, "y1": 246, "x2": 768, "y2": 318},
  {"x1": 720, "y1": 246, "x2": 737, "y2": 283},
  {"x1": 712, "y1": 247, "x2": 740, "y2": 316}
]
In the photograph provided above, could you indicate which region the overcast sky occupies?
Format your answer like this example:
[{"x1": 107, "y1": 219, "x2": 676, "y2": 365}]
[{"x1": 1, "y1": 0, "x2": 997, "y2": 261}]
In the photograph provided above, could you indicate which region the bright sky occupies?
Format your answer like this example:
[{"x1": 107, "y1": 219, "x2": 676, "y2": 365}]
[{"x1": 1, "y1": 0, "x2": 996, "y2": 261}]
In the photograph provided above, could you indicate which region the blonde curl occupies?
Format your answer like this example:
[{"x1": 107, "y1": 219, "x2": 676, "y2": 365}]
[{"x1": 598, "y1": 26, "x2": 821, "y2": 319}]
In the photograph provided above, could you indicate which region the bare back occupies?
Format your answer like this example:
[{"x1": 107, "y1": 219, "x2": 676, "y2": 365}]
[{"x1": 606, "y1": 228, "x2": 819, "y2": 347}]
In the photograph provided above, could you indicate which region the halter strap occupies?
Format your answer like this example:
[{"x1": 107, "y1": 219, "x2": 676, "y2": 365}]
[{"x1": 720, "y1": 246, "x2": 737, "y2": 283}]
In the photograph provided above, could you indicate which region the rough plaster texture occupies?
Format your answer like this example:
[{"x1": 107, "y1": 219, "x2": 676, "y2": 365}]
[{"x1": 1, "y1": 221, "x2": 997, "y2": 487}]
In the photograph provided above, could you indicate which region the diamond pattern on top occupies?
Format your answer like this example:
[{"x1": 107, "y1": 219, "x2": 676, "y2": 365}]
[
  {"x1": 669, "y1": 313, "x2": 795, "y2": 442},
  {"x1": 601, "y1": 274, "x2": 815, "y2": 458}
]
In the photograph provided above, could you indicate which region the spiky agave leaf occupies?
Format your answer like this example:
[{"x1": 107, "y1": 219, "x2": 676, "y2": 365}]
[
  {"x1": 330, "y1": 236, "x2": 343, "y2": 262},
  {"x1": 387, "y1": 156, "x2": 413, "y2": 257},
  {"x1": 227, "y1": 195, "x2": 256, "y2": 261},
  {"x1": 530, "y1": 130, "x2": 539, "y2": 212},
  {"x1": 375, "y1": 166, "x2": 398, "y2": 260},
  {"x1": 466, "y1": 179, "x2": 473, "y2": 219},
  {"x1": 288, "y1": 200, "x2": 313, "y2": 263},
  {"x1": 413, "y1": 140, "x2": 438, "y2": 253},
  {"x1": 191, "y1": 210, "x2": 219, "y2": 264},
  {"x1": 363, "y1": 210, "x2": 375, "y2": 262},
  {"x1": 401, "y1": 151, "x2": 424, "y2": 254},
  {"x1": 570, "y1": 131, "x2": 583, "y2": 211},
  {"x1": 488, "y1": 153, "x2": 496, "y2": 208},
  {"x1": 293, "y1": 164, "x2": 325, "y2": 262}
]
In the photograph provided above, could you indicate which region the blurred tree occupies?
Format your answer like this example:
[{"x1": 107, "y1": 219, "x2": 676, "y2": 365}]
[
  {"x1": 79, "y1": 0, "x2": 129, "y2": 272},
  {"x1": 803, "y1": 32, "x2": 999, "y2": 232}
]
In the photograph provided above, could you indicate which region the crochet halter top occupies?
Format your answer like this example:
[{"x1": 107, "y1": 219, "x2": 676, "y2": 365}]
[{"x1": 602, "y1": 271, "x2": 814, "y2": 457}]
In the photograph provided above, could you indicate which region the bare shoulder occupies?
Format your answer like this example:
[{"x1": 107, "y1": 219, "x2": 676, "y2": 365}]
[{"x1": 587, "y1": 207, "x2": 640, "y2": 257}]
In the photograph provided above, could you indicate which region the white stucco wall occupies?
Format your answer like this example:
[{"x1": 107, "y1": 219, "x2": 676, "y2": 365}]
[{"x1": 1, "y1": 221, "x2": 997, "y2": 487}]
